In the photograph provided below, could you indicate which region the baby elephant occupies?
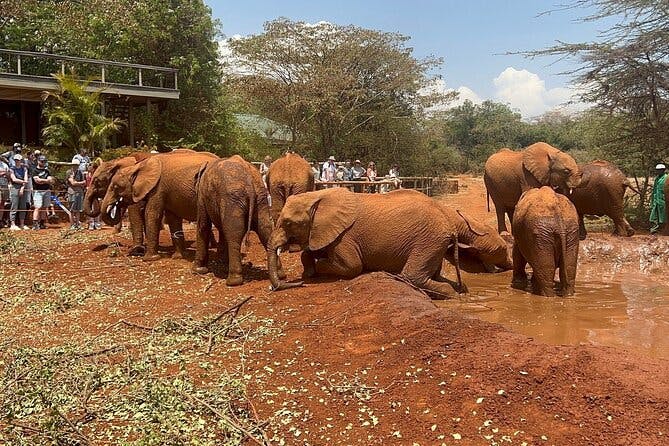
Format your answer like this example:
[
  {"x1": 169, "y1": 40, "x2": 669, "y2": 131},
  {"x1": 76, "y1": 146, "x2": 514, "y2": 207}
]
[{"x1": 511, "y1": 187, "x2": 579, "y2": 296}]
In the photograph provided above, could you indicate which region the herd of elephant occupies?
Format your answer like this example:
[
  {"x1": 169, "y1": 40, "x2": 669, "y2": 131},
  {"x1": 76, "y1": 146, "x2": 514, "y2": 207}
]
[{"x1": 82, "y1": 142, "x2": 641, "y2": 298}]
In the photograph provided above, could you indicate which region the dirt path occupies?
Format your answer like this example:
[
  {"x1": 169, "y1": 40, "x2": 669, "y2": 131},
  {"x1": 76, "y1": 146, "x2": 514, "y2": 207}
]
[{"x1": 0, "y1": 179, "x2": 668, "y2": 444}]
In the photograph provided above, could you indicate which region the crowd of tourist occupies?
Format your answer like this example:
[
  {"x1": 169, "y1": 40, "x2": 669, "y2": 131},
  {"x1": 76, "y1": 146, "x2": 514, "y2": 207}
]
[{"x1": 0, "y1": 143, "x2": 101, "y2": 231}]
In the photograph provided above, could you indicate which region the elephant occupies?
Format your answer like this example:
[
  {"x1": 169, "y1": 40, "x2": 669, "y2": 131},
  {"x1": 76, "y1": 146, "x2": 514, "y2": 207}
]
[
  {"x1": 568, "y1": 160, "x2": 637, "y2": 239},
  {"x1": 100, "y1": 149, "x2": 219, "y2": 261},
  {"x1": 440, "y1": 206, "x2": 512, "y2": 272},
  {"x1": 192, "y1": 155, "x2": 285, "y2": 286},
  {"x1": 266, "y1": 152, "x2": 315, "y2": 223},
  {"x1": 267, "y1": 188, "x2": 467, "y2": 298},
  {"x1": 389, "y1": 190, "x2": 512, "y2": 272},
  {"x1": 83, "y1": 152, "x2": 151, "y2": 255},
  {"x1": 511, "y1": 187, "x2": 579, "y2": 297},
  {"x1": 484, "y1": 142, "x2": 583, "y2": 234}
]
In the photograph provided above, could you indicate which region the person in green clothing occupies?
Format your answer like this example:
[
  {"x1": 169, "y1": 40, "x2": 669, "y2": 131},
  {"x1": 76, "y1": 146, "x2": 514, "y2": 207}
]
[{"x1": 650, "y1": 163, "x2": 667, "y2": 234}]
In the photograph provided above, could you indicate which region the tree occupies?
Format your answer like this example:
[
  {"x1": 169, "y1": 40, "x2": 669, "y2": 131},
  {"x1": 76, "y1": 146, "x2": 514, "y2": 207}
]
[
  {"x1": 527, "y1": 0, "x2": 669, "y2": 222},
  {"x1": 2, "y1": 0, "x2": 235, "y2": 153},
  {"x1": 226, "y1": 18, "x2": 449, "y2": 166},
  {"x1": 42, "y1": 73, "x2": 124, "y2": 155}
]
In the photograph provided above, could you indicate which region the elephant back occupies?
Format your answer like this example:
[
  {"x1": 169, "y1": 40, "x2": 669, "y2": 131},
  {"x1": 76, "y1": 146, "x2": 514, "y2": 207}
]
[
  {"x1": 484, "y1": 148, "x2": 524, "y2": 208},
  {"x1": 569, "y1": 160, "x2": 628, "y2": 216}
]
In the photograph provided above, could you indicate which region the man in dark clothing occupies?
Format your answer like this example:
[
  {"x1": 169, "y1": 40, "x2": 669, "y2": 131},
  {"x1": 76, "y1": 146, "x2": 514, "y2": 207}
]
[{"x1": 30, "y1": 155, "x2": 54, "y2": 229}]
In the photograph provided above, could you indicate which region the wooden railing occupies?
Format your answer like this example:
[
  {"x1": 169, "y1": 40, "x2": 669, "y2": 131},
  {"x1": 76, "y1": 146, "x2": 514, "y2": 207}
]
[{"x1": 0, "y1": 48, "x2": 178, "y2": 90}]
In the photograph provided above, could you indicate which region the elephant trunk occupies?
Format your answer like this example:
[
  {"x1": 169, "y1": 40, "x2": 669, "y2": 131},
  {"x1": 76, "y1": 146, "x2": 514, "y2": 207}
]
[
  {"x1": 84, "y1": 192, "x2": 101, "y2": 217},
  {"x1": 268, "y1": 229, "x2": 303, "y2": 291},
  {"x1": 100, "y1": 192, "x2": 123, "y2": 227}
]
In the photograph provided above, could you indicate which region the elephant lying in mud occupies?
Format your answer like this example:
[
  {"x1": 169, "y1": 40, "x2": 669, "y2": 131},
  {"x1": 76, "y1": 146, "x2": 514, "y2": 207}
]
[
  {"x1": 512, "y1": 187, "x2": 579, "y2": 297},
  {"x1": 84, "y1": 152, "x2": 151, "y2": 255},
  {"x1": 568, "y1": 160, "x2": 637, "y2": 239},
  {"x1": 267, "y1": 188, "x2": 467, "y2": 298},
  {"x1": 484, "y1": 142, "x2": 583, "y2": 234},
  {"x1": 193, "y1": 155, "x2": 285, "y2": 286},
  {"x1": 101, "y1": 149, "x2": 219, "y2": 260}
]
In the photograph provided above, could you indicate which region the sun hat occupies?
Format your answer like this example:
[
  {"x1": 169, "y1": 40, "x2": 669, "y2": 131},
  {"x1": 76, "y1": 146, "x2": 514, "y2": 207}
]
[
  {"x1": 13, "y1": 142, "x2": 21, "y2": 149},
  {"x1": 328, "y1": 155, "x2": 336, "y2": 161},
  {"x1": 656, "y1": 163, "x2": 666, "y2": 170},
  {"x1": 14, "y1": 154, "x2": 23, "y2": 161},
  {"x1": 354, "y1": 159, "x2": 361, "y2": 163}
]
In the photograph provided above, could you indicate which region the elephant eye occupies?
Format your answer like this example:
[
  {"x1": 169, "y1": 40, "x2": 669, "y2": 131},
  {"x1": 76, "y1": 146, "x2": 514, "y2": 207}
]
[{"x1": 562, "y1": 168, "x2": 571, "y2": 174}]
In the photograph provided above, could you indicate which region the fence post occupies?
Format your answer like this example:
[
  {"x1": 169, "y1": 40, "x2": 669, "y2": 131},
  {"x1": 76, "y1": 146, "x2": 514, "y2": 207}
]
[
  {"x1": 101, "y1": 66, "x2": 106, "y2": 83},
  {"x1": 17, "y1": 55, "x2": 21, "y2": 75},
  {"x1": 138, "y1": 69, "x2": 143, "y2": 86}
]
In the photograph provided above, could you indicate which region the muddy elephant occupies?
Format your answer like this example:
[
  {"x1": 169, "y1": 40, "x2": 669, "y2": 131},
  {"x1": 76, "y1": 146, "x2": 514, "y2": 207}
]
[
  {"x1": 568, "y1": 160, "x2": 637, "y2": 239},
  {"x1": 100, "y1": 150, "x2": 218, "y2": 261},
  {"x1": 484, "y1": 142, "x2": 583, "y2": 234},
  {"x1": 266, "y1": 152, "x2": 315, "y2": 223},
  {"x1": 84, "y1": 152, "x2": 151, "y2": 255},
  {"x1": 511, "y1": 187, "x2": 579, "y2": 297},
  {"x1": 389, "y1": 190, "x2": 512, "y2": 272},
  {"x1": 193, "y1": 156, "x2": 285, "y2": 286},
  {"x1": 267, "y1": 188, "x2": 466, "y2": 298},
  {"x1": 441, "y1": 207, "x2": 512, "y2": 272}
]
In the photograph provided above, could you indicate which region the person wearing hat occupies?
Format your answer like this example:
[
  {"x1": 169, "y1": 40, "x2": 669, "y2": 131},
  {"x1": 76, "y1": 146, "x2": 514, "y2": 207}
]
[
  {"x1": 1, "y1": 142, "x2": 23, "y2": 168},
  {"x1": 30, "y1": 155, "x2": 54, "y2": 230},
  {"x1": 650, "y1": 163, "x2": 668, "y2": 234},
  {"x1": 350, "y1": 159, "x2": 366, "y2": 192},
  {"x1": 8, "y1": 154, "x2": 29, "y2": 230},
  {"x1": 0, "y1": 153, "x2": 9, "y2": 227},
  {"x1": 321, "y1": 155, "x2": 337, "y2": 185},
  {"x1": 67, "y1": 158, "x2": 87, "y2": 229}
]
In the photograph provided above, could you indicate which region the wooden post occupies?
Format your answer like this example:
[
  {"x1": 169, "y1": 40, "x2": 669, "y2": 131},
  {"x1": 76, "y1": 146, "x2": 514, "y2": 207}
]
[
  {"x1": 20, "y1": 102, "x2": 26, "y2": 144},
  {"x1": 101, "y1": 66, "x2": 106, "y2": 83},
  {"x1": 17, "y1": 55, "x2": 21, "y2": 75},
  {"x1": 138, "y1": 69, "x2": 143, "y2": 86}
]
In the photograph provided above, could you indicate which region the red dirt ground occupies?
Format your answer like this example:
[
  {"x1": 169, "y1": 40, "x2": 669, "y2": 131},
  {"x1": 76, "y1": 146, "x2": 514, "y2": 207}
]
[{"x1": 1, "y1": 176, "x2": 668, "y2": 445}]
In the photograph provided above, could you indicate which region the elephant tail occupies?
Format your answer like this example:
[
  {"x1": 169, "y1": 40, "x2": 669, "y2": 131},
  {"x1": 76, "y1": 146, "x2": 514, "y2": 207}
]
[
  {"x1": 623, "y1": 178, "x2": 640, "y2": 195},
  {"x1": 241, "y1": 176, "x2": 255, "y2": 256}
]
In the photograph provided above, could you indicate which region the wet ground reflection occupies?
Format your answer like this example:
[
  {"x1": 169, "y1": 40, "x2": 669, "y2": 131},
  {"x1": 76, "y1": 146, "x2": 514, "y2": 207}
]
[{"x1": 437, "y1": 267, "x2": 669, "y2": 359}]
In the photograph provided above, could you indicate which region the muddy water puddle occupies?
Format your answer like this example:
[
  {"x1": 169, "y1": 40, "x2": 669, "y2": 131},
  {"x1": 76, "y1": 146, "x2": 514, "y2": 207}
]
[{"x1": 437, "y1": 265, "x2": 669, "y2": 359}]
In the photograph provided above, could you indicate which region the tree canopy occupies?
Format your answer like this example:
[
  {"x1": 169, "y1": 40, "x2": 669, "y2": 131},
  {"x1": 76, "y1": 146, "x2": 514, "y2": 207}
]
[{"x1": 226, "y1": 18, "x2": 451, "y2": 167}]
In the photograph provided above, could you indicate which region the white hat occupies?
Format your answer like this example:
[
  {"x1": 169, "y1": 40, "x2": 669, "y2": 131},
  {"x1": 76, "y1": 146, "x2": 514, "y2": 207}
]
[
  {"x1": 13, "y1": 154, "x2": 23, "y2": 161},
  {"x1": 13, "y1": 142, "x2": 21, "y2": 149},
  {"x1": 328, "y1": 155, "x2": 336, "y2": 161},
  {"x1": 656, "y1": 163, "x2": 666, "y2": 170}
]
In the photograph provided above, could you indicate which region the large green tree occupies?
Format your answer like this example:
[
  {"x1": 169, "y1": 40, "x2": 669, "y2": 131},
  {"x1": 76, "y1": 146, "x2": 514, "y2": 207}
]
[{"x1": 226, "y1": 18, "x2": 450, "y2": 168}]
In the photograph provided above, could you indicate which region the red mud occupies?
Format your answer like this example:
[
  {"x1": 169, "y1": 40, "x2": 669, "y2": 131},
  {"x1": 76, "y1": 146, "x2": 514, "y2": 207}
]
[{"x1": 0, "y1": 176, "x2": 668, "y2": 445}]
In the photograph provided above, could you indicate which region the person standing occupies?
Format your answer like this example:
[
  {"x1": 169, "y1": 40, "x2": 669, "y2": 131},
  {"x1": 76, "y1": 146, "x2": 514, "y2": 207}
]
[
  {"x1": 0, "y1": 156, "x2": 9, "y2": 227},
  {"x1": 260, "y1": 155, "x2": 272, "y2": 188},
  {"x1": 30, "y1": 155, "x2": 54, "y2": 230},
  {"x1": 366, "y1": 161, "x2": 378, "y2": 193},
  {"x1": 321, "y1": 155, "x2": 337, "y2": 186},
  {"x1": 650, "y1": 163, "x2": 668, "y2": 234},
  {"x1": 8, "y1": 154, "x2": 29, "y2": 230},
  {"x1": 1, "y1": 142, "x2": 22, "y2": 167},
  {"x1": 67, "y1": 159, "x2": 87, "y2": 229},
  {"x1": 72, "y1": 148, "x2": 91, "y2": 173}
]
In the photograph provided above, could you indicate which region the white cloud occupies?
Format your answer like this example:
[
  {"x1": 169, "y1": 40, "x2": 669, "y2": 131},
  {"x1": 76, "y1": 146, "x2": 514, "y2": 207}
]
[
  {"x1": 492, "y1": 67, "x2": 586, "y2": 118},
  {"x1": 420, "y1": 79, "x2": 483, "y2": 113}
]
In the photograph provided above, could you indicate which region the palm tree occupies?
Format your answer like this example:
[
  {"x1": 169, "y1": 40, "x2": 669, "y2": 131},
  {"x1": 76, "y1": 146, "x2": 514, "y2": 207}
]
[{"x1": 42, "y1": 73, "x2": 124, "y2": 156}]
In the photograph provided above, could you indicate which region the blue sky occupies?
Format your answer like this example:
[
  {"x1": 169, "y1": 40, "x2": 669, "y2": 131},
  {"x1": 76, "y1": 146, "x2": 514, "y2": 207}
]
[{"x1": 206, "y1": 0, "x2": 610, "y2": 118}]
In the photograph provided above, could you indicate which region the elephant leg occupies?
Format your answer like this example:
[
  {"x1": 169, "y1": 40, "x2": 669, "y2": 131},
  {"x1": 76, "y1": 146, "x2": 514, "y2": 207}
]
[
  {"x1": 314, "y1": 243, "x2": 362, "y2": 278},
  {"x1": 255, "y1": 205, "x2": 287, "y2": 280},
  {"x1": 578, "y1": 214, "x2": 587, "y2": 240},
  {"x1": 559, "y1": 233, "x2": 579, "y2": 296},
  {"x1": 402, "y1": 248, "x2": 460, "y2": 299},
  {"x1": 193, "y1": 208, "x2": 212, "y2": 274},
  {"x1": 164, "y1": 211, "x2": 186, "y2": 259},
  {"x1": 127, "y1": 203, "x2": 146, "y2": 256},
  {"x1": 506, "y1": 208, "x2": 514, "y2": 230},
  {"x1": 611, "y1": 208, "x2": 634, "y2": 237},
  {"x1": 143, "y1": 204, "x2": 163, "y2": 262},
  {"x1": 494, "y1": 202, "x2": 508, "y2": 234},
  {"x1": 223, "y1": 210, "x2": 247, "y2": 286},
  {"x1": 530, "y1": 255, "x2": 557, "y2": 297},
  {"x1": 511, "y1": 244, "x2": 528, "y2": 290},
  {"x1": 301, "y1": 250, "x2": 317, "y2": 279},
  {"x1": 217, "y1": 231, "x2": 228, "y2": 265}
]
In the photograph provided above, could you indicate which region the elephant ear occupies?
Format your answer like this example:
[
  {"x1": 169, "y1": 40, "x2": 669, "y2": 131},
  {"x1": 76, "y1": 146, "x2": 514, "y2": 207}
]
[
  {"x1": 522, "y1": 142, "x2": 560, "y2": 185},
  {"x1": 309, "y1": 189, "x2": 358, "y2": 251},
  {"x1": 130, "y1": 157, "x2": 162, "y2": 202}
]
